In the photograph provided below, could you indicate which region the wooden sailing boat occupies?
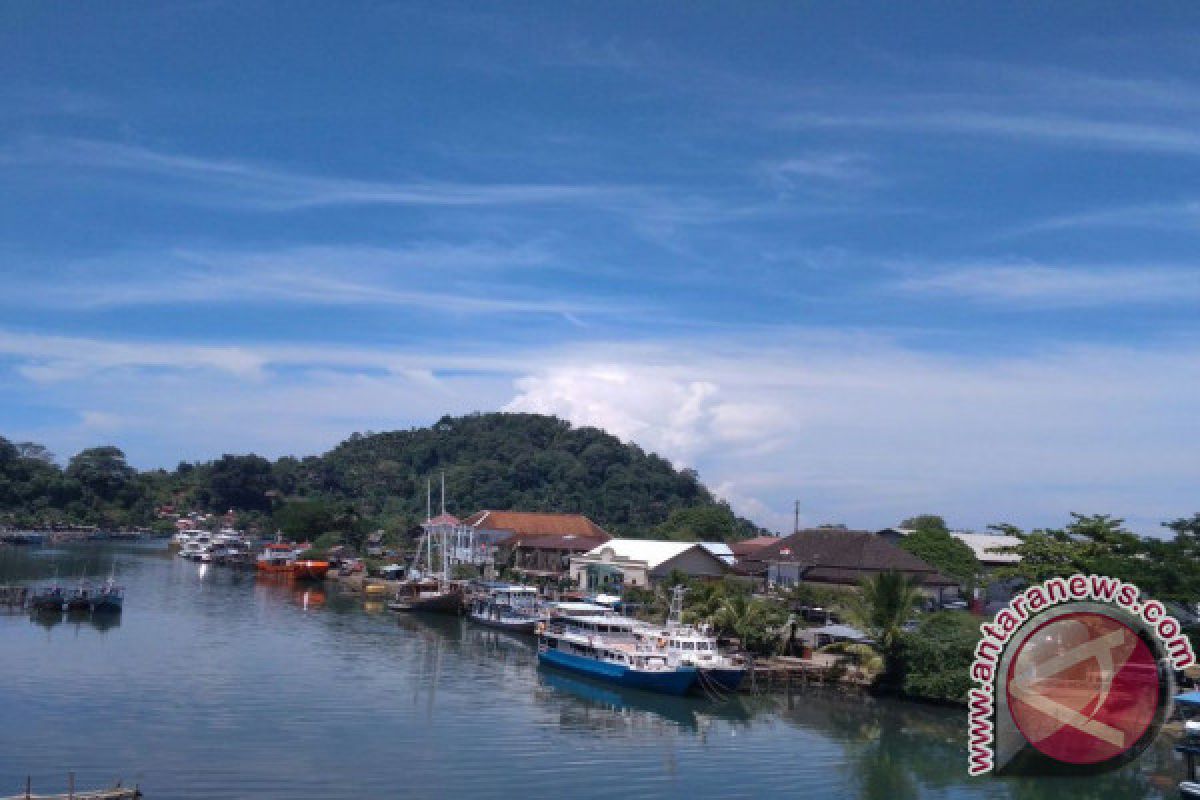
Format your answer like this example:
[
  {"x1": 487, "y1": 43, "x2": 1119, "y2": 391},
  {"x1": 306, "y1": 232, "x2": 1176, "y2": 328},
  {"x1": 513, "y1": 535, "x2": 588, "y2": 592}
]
[{"x1": 388, "y1": 475, "x2": 464, "y2": 614}]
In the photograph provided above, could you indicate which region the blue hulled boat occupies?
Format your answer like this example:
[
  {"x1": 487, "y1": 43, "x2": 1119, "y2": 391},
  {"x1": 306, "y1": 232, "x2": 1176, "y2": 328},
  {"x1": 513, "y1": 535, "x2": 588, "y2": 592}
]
[
  {"x1": 537, "y1": 615, "x2": 697, "y2": 696},
  {"x1": 92, "y1": 577, "x2": 124, "y2": 614}
]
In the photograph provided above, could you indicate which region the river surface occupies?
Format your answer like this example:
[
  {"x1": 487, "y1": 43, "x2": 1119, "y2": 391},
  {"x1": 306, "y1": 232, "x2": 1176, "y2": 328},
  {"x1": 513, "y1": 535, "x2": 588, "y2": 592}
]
[{"x1": 0, "y1": 542, "x2": 1187, "y2": 799}]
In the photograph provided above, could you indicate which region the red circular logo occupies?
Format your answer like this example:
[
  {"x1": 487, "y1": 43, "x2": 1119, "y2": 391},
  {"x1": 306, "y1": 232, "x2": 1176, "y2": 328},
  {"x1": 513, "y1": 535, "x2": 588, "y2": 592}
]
[{"x1": 1006, "y1": 611, "x2": 1160, "y2": 765}]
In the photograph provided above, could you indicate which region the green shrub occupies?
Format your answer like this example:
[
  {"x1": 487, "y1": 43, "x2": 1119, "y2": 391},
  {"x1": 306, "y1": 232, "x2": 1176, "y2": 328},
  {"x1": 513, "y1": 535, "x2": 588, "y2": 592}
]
[{"x1": 899, "y1": 612, "x2": 979, "y2": 704}]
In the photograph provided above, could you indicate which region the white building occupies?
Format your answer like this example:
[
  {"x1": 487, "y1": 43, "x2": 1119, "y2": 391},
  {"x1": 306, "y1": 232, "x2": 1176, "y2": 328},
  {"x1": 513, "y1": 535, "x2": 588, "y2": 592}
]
[{"x1": 569, "y1": 539, "x2": 730, "y2": 590}]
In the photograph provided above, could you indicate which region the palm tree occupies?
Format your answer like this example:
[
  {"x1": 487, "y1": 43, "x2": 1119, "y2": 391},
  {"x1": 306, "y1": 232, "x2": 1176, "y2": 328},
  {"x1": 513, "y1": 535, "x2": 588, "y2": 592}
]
[
  {"x1": 848, "y1": 570, "x2": 923, "y2": 687},
  {"x1": 711, "y1": 592, "x2": 784, "y2": 656}
]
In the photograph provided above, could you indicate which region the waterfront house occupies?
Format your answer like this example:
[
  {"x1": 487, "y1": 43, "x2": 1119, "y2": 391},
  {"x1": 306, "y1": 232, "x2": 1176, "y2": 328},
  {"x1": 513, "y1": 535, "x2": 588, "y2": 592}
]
[
  {"x1": 569, "y1": 538, "x2": 730, "y2": 590},
  {"x1": 464, "y1": 510, "x2": 611, "y2": 581},
  {"x1": 740, "y1": 528, "x2": 958, "y2": 602}
]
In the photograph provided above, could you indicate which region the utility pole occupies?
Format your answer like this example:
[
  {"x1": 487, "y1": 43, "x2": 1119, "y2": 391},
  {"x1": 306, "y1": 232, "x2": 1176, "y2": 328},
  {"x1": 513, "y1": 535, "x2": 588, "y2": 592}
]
[{"x1": 794, "y1": 500, "x2": 800, "y2": 535}]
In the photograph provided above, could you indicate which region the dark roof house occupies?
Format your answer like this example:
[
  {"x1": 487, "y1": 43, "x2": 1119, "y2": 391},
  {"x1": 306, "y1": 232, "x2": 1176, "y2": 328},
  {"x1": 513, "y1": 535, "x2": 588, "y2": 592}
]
[{"x1": 742, "y1": 528, "x2": 957, "y2": 589}]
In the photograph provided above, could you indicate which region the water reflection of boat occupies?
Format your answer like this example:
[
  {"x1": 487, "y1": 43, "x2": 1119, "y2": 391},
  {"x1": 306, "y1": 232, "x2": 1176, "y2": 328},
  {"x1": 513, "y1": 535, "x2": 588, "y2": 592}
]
[
  {"x1": 538, "y1": 669, "x2": 702, "y2": 731},
  {"x1": 30, "y1": 608, "x2": 65, "y2": 629},
  {"x1": 295, "y1": 588, "x2": 326, "y2": 609}
]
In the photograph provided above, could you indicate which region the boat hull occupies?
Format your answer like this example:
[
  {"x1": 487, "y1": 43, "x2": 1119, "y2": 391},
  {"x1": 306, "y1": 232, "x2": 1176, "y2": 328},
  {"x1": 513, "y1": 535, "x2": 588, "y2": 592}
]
[
  {"x1": 30, "y1": 597, "x2": 64, "y2": 612},
  {"x1": 92, "y1": 594, "x2": 123, "y2": 613},
  {"x1": 468, "y1": 612, "x2": 538, "y2": 633},
  {"x1": 387, "y1": 591, "x2": 462, "y2": 614},
  {"x1": 537, "y1": 648, "x2": 697, "y2": 696}
]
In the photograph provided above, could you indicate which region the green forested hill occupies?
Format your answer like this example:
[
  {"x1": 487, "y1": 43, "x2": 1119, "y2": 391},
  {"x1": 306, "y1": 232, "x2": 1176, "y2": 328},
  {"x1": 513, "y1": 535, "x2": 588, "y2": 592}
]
[{"x1": 0, "y1": 413, "x2": 766, "y2": 542}]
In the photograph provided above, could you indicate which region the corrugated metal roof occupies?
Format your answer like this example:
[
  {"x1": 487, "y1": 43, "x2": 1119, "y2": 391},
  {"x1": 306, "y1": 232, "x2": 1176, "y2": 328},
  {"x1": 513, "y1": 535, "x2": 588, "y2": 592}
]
[
  {"x1": 699, "y1": 542, "x2": 735, "y2": 565},
  {"x1": 582, "y1": 538, "x2": 715, "y2": 571},
  {"x1": 951, "y1": 532, "x2": 1021, "y2": 564}
]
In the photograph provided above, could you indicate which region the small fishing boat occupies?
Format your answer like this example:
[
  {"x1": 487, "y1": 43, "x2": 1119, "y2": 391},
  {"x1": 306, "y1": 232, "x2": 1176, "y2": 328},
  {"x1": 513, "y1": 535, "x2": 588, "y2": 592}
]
[
  {"x1": 92, "y1": 567, "x2": 124, "y2": 614},
  {"x1": 29, "y1": 585, "x2": 65, "y2": 612},
  {"x1": 468, "y1": 584, "x2": 545, "y2": 632},
  {"x1": 178, "y1": 539, "x2": 206, "y2": 560},
  {"x1": 256, "y1": 543, "x2": 302, "y2": 574},
  {"x1": 537, "y1": 615, "x2": 698, "y2": 695},
  {"x1": 65, "y1": 581, "x2": 93, "y2": 612}
]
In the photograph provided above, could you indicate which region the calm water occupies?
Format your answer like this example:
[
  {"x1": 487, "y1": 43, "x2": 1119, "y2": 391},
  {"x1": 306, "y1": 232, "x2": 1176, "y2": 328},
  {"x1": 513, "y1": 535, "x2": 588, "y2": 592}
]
[{"x1": 0, "y1": 542, "x2": 1187, "y2": 799}]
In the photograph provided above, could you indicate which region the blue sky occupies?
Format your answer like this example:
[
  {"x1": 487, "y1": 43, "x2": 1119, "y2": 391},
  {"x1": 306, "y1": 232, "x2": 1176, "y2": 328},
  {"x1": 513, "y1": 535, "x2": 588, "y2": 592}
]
[{"x1": 2, "y1": 2, "x2": 1199, "y2": 534}]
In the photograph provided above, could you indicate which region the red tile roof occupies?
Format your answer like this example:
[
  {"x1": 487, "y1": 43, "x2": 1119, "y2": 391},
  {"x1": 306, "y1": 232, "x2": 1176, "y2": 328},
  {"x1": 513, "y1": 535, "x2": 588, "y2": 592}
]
[{"x1": 463, "y1": 510, "x2": 611, "y2": 540}]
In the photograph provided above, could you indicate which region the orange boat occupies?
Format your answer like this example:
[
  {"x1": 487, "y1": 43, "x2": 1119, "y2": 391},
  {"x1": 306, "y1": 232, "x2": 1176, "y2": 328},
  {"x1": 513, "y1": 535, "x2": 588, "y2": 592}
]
[
  {"x1": 291, "y1": 560, "x2": 330, "y2": 581},
  {"x1": 257, "y1": 543, "x2": 302, "y2": 574}
]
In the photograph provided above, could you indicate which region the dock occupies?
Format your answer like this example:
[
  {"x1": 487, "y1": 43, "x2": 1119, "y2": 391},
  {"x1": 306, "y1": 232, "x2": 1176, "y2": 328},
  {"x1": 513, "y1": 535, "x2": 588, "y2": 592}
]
[
  {"x1": 741, "y1": 655, "x2": 873, "y2": 693},
  {"x1": 3, "y1": 775, "x2": 140, "y2": 800}
]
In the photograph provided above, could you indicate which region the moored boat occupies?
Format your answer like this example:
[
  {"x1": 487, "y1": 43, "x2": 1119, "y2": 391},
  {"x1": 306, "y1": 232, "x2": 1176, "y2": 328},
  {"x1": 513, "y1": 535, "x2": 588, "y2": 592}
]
[
  {"x1": 468, "y1": 584, "x2": 545, "y2": 632},
  {"x1": 65, "y1": 581, "x2": 93, "y2": 612},
  {"x1": 92, "y1": 574, "x2": 124, "y2": 614},
  {"x1": 256, "y1": 543, "x2": 302, "y2": 574},
  {"x1": 387, "y1": 579, "x2": 463, "y2": 613},
  {"x1": 635, "y1": 587, "x2": 747, "y2": 693},
  {"x1": 29, "y1": 585, "x2": 65, "y2": 612},
  {"x1": 537, "y1": 615, "x2": 698, "y2": 696}
]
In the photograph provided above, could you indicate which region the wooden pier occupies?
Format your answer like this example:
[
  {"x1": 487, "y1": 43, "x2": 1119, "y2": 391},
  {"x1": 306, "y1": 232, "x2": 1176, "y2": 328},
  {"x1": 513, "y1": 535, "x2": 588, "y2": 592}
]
[
  {"x1": 741, "y1": 655, "x2": 873, "y2": 693},
  {"x1": 4, "y1": 775, "x2": 140, "y2": 800}
]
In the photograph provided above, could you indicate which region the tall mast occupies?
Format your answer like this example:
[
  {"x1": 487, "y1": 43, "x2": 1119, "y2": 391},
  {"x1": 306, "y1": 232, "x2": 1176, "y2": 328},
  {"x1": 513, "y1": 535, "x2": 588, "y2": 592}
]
[
  {"x1": 426, "y1": 478, "x2": 432, "y2": 523},
  {"x1": 440, "y1": 471, "x2": 446, "y2": 515}
]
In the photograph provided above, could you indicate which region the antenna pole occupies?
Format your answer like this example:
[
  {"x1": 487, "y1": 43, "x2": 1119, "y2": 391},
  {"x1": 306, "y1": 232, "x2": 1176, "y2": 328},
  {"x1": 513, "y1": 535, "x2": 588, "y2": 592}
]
[
  {"x1": 794, "y1": 500, "x2": 800, "y2": 535},
  {"x1": 440, "y1": 471, "x2": 446, "y2": 515},
  {"x1": 426, "y1": 479, "x2": 431, "y2": 522}
]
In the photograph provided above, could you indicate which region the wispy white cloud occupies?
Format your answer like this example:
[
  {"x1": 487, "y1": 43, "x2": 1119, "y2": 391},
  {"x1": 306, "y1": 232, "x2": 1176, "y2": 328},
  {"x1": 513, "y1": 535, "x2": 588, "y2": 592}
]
[
  {"x1": 788, "y1": 110, "x2": 1200, "y2": 156},
  {"x1": 761, "y1": 153, "x2": 877, "y2": 192},
  {"x1": 894, "y1": 263, "x2": 1200, "y2": 307},
  {"x1": 0, "y1": 138, "x2": 634, "y2": 211},
  {"x1": 1, "y1": 243, "x2": 631, "y2": 319},
  {"x1": 1008, "y1": 201, "x2": 1200, "y2": 236}
]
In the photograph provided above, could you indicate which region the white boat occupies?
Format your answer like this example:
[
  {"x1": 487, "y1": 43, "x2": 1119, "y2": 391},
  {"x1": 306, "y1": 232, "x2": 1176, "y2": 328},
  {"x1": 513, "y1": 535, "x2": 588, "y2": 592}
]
[
  {"x1": 634, "y1": 588, "x2": 747, "y2": 692},
  {"x1": 173, "y1": 528, "x2": 209, "y2": 542},
  {"x1": 178, "y1": 539, "x2": 206, "y2": 560},
  {"x1": 468, "y1": 585, "x2": 545, "y2": 633},
  {"x1": 538, "y1": 614, "x2": 698, "y2": 695}
]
